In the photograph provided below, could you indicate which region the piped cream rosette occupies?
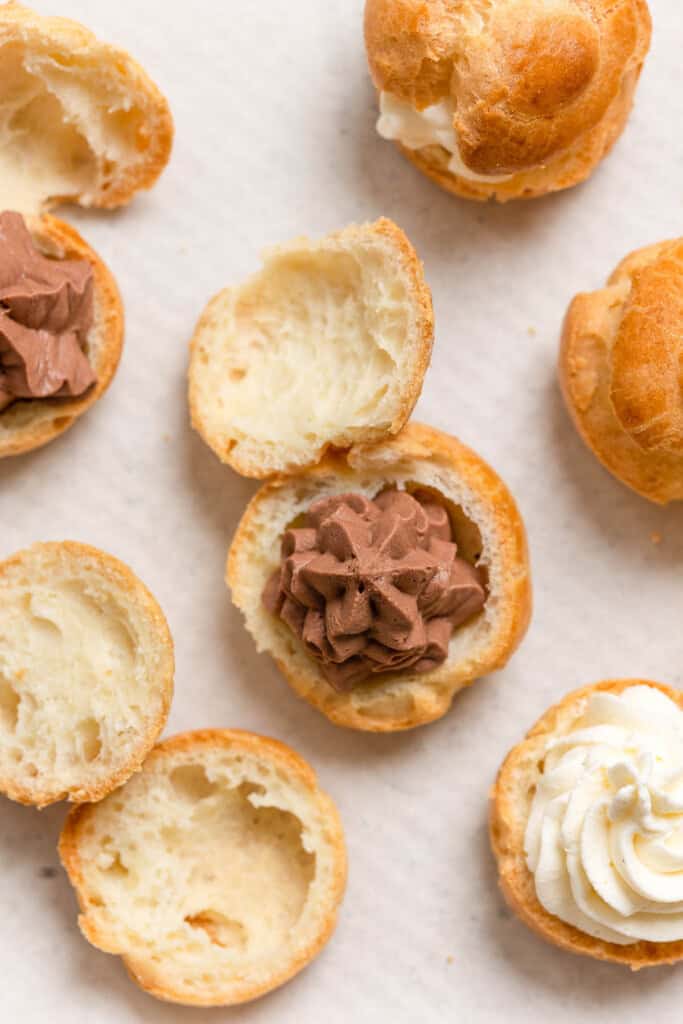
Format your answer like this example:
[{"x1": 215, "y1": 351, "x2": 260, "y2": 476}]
[{"x1": 491, "y1": 680, "x2": 683, "y2": 967}]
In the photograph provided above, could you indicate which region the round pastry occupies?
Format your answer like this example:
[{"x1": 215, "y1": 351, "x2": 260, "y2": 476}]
[
  {"x1": 0, "y1": 1, "x2": 173, "y2": 212},
  {"x1": 228, "y1": 422, "x2": 531, "y2": 732},
  {"x1": 0, "y1": 213, "x2": 123, "y2": 458},
  {"x1": 491, "y1": 679, "x2": 683, "y2": 968},
  {"x1": 0, "y1": 541, "x2": 174, "y2": 807},
  {"x1": 365, "y1": 0, "x2": 651, "y2": 202},
  {"x1": 189, "y1": 218, "x2": 434, "y2": 478},
  {"x1": 0, "y1": 2, "x2": 174, "y2": 457},
  {"x1": 59, "y1": 729, "x2": 347, "y2": 1007},
  {"x1": 560, "y1": 238, "x2": 683, "y2": 504}
]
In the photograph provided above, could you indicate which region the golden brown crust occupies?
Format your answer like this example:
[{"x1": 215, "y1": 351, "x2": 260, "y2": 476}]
[
  {"x1": 490, "y1": 679, "x2": 683, "y2": 969},
  {"x1": 228, "y1": 422, "x2": 532, "y2": 732},
  {"x1": 400, "y1": 65, "x2": 640, "y2": 202},
  {"x1": 0, "y1": 1, "x2": 174, "y2": 210},
  {"x1": 0, "y1": 540, "x2": 174, "y2": 807},
  {"x1": 609, "y1": 241, "x2": 683, "y2": 453},
  {"x1": 0, "y1": 215, "x2": 124, "y2": 459},
  {"x1": 188, "y1": 217, "x2": 435, "y2": 479},
  {"x1": 365, "y1": 0, "x2": 460, "y2": 109},
  {"x1": 559, "y1": 239, "x2": 683, "y2": 504},
  {"x1": 365, "y1": 0, "x2": 651, "y2": 201},
  {"x1": 59, "y1": 729, "x2": 348, "y2": 1007}
]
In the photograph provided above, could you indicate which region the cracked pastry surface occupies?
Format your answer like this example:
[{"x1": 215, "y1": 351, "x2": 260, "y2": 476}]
[
  {"x1": 365, "y1": 0, "x2": 651, "y2": 201},
  {"x1": 560, "y1": 238, "x2": 683, "y2": 504}
]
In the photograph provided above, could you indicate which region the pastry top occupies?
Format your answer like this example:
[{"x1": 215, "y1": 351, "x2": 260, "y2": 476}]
[
  {"x1": 60, "y1": 729, "x2": 347, "y2": 1007},
  {"x1": 560, "y1": 239, "x2": 683, "y2": 504},
  {"x1": 365, "y1": 0, "x2": 650, "y2": 177},
  {"x1": 0, "y1": 541, "x2": 174, "y2": 807},
  {"x1": 228, "y1": 422, "x2": 531, "y2": 732},
  {"x1": 0, "y1": 215, "x2": 123, "y2": 458},
  {"x1": 189, "y1": 218, "x2": 434, "y2": 479},
  {"x1": 606, "y1": 240, "x2": 683, "y2": 455},
  {"x1": 491, "y1": 679, "x2": 683, "y2": 968},
  {"x1": 0, "y1": 1, "x2": 173, "y2": 214}
]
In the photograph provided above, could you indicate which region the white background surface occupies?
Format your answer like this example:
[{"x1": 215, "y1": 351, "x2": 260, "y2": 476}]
[{"x1": 1, "y1": 1, "x2": 683, "y2": 1020}]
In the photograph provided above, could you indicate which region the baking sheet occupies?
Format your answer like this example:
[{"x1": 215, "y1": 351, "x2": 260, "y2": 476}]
[{"x1": 2, "y1": 1, "x2": 683, "y2": 1020}]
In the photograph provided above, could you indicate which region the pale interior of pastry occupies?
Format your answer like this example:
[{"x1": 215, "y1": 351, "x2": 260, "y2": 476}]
[
  {"x1": 0, "y1": 1, "x2": 173, "y2": 214},
  {"x1": 0, "y1": 542, "x2": 173, "y2": 806},
  {"x1": 60, "y1": 732, "x2": 346, "y2": 1007},
  {"x1": 189, "y1": 219, "x2": 433, "y2": 478}
]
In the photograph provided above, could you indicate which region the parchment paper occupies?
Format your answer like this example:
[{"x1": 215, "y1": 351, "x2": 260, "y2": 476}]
[{"x1": 2, "y1": 2, "x2": 682, "y2": 1019}]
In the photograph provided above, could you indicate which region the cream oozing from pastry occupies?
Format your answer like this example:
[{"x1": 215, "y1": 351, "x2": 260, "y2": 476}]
[
  {"x1": 525, "y1": 686, "x2": 683, "y2": 945},
  {"x1": 376, "y1": 92, "x2": 513, "y2": 183}
]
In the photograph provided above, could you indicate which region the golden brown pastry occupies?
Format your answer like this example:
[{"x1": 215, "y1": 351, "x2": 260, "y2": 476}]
[
  {"x1": 560, "y1": 239, "x2": 683, "y2": 504},
  {"x1": 365, "y1": 0, "x2": 651, "y2": 201},
  {"x1": 228, "y1": 422, "x2": 531, "y2": 732},
  {"x1": 60, "y1": 729, "x2": 347, "y2": 1006},
  {"x1": 491, "y1": 679, "x2": 683, "y2": 968}
]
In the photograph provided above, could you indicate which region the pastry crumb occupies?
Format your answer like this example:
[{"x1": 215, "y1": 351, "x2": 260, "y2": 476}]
[
  {"x1": 446, "y1": 955, "x2": 454, "y2": 965},
  {"x1": 527, "y1": 326, "x2": 537, "y2": 337},
  {"x1": 650, "y1": 532, "x2": 662, "y2": 545}
]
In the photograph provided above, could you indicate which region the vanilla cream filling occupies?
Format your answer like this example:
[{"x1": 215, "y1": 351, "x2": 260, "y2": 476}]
[
  {"x1": 376, "y1": 92, "x2": 513, "y2": 184},
  {"x1": 525, "y1": 686, "x2": 683, "y2": 945}
]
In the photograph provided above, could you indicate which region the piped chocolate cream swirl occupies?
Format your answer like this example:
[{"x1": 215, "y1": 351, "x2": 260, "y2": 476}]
[
  {"x1": 263, "y1": 489, "x2": 487, "y2": 692},
  {"x1": 0, "y1": 211, "x2": 96, "y2": 413}
]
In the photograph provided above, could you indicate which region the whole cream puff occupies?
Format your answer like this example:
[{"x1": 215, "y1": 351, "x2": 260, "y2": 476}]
[{"x1": 365, "y1": 0, "x2": 651, "y2": 201}]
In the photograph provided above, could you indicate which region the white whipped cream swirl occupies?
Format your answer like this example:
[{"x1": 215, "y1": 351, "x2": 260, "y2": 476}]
[
  {"x1": 525, "y1": 685, "x2": 683, "y2": 945},
  {"x1": 376, "y1": 92, "x2": 512, "y2": 184}
]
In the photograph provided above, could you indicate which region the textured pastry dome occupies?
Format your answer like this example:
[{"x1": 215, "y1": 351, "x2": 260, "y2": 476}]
[
  {"x1": 560, "y1": 238, "x2": 683, "y2": 504},
  {"x1": 608, "y1": 240, "x2": 683, "y2": 455},
  {"x1": 365, "y1": 0, "x2": 652, "y2": 200}
]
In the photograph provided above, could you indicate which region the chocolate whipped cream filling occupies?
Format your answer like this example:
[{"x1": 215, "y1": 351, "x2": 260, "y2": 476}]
[
  {"x1": 0, "y1": 211, "x2": 96, "y2": 413},
  {"x1": 263, "y1": 489, "x2": 487, "y2": 692}
]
